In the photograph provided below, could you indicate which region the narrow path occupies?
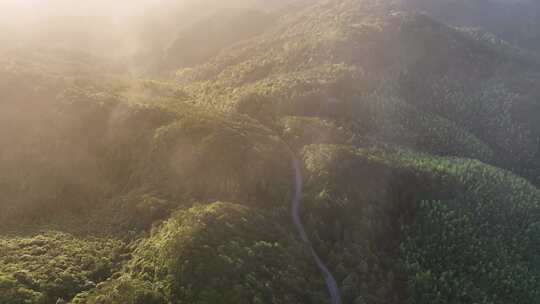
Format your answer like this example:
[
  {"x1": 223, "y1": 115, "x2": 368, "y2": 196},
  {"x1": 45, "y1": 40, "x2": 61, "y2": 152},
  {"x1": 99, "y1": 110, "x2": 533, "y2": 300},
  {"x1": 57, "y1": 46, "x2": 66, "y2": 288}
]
[{"x1": 291, "y1": 157, "x2": 342, "y2": 304}]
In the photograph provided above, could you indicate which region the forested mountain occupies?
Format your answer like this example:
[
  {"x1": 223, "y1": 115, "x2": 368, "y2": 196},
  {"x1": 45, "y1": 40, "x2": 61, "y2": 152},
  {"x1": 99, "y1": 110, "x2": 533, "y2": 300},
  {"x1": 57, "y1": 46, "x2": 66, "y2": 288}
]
[
  {"x1": 161, "y1": 8, "x2": 278, "y2": 70},
  {"x1": 401, "y1": 0, "x2": 540, "y2": 52},
  {"x1": 1, "y1": 1, "x2": 540, "y2": 304}
]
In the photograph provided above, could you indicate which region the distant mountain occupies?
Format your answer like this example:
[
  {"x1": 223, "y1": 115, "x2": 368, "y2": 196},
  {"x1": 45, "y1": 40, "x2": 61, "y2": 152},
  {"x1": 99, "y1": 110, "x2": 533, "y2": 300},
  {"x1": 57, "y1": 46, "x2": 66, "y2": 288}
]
[
  {"x1": 156, "y1": 0, "x2": 316, "y2": 71},
  {"x1": 161, "y1": 8, "x2": 277, "y2": 71},
  {"x1": 401, "y1": 0, "x2": 540, "y2": 51}
]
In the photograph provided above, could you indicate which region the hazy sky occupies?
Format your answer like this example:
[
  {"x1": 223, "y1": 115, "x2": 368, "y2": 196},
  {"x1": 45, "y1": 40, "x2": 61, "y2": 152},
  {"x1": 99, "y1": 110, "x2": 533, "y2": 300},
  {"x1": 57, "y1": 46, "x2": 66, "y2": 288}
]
[
  {"x1": 0, "y1": 1, "x2": 192, "y2": 47},
  {"x1": 0, "y1": 0, "x2": 176, "y2": 21},
  {"x1": 0, "y1": 0, "x2": 271, "y2": 28},
  {"x1": 0, "y1": 0, "x2": 293, "y2": 58},
  {"x1": 0, "y1": 0, "x2": 271, "y2": 61}
]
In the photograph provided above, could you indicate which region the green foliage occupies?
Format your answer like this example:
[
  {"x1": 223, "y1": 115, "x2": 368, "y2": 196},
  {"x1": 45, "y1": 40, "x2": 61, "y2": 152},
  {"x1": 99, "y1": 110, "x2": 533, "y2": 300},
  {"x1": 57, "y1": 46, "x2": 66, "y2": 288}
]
[
  {"x1": 403, "y1": 200, "x2": 540, "y2": 304},
  {"x1": 0, "y1": 274, "x2": 44, "y2": 304},
  {"x1": 147, "y1": 111, "x2": 292, "y2": 204},
  {"x1": 81, "y1": 202, "x2": 327, "y2": 304},
  {"x1": 397, "y1": 157, "x2": 540, "y2": 303},
  {"x1": 0, "y1": 232, "x2": 127, "y2": 303},
  {"x1": 71, "y1": 277, "x2": 165, "y2": 304},
  {"x1": 301, "y1": 144, "x2": 540, "y2": 304},
  {"x1": 279, "y1": 116, "x2": 352, "y2": 150}
]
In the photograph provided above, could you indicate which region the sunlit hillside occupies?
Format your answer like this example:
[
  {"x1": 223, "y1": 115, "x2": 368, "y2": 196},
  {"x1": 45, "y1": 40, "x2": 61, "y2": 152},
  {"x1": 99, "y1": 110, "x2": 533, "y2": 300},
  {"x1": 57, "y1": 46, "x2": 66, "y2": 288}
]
[{"x1": 1, "y1": 1, "x2": 540, "y2": 304}]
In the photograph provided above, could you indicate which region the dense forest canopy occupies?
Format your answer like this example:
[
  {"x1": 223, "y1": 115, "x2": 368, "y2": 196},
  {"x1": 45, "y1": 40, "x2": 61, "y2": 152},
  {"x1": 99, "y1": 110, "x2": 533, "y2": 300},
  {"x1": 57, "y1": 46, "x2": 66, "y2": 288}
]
[{"x1": 1, "y1": 0, "x2": 540, "y2": 303}]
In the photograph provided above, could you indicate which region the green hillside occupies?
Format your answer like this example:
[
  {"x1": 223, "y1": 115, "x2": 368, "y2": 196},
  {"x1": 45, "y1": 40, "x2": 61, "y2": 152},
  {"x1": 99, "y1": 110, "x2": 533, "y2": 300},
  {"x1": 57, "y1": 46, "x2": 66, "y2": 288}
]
[{"x1": 1, "y1": 0, "x2": 540, "y2": 303}]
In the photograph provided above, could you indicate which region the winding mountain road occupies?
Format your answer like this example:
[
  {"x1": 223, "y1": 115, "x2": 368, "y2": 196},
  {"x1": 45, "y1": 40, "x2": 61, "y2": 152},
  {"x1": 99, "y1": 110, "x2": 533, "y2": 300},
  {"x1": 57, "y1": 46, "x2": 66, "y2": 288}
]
[{"x1": 291, "y1": 157, "x2": 342, "y2": 304}]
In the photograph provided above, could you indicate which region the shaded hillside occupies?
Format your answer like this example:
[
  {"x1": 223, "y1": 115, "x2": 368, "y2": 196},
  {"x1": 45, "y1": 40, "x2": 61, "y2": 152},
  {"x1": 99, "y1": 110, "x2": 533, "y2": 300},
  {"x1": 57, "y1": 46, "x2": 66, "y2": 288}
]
[
  {"x1": 162, "y1": 9, "x2": 277, "y2": 71},
  {"x1": 401, "y1": 0, "x2": 540, "y2": 52},
  {"x1": 0, "y1": 63, "x2": 292, "y2": 227},
  {"x1": 300, "y1": 144, "x2": 540, "y2": 303}
]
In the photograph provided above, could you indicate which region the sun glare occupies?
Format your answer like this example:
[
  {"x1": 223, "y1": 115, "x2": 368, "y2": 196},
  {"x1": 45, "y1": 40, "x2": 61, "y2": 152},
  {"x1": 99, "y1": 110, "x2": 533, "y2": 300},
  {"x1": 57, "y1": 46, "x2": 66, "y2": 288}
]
[{"x1": 0, "y1": 0, "x2": 171, "y2": 19}]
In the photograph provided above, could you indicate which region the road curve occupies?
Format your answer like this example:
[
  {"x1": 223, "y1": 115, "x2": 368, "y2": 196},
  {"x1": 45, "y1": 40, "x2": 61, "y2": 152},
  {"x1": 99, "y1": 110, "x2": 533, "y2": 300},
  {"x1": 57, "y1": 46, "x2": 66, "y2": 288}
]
[{"x1": 291, "y1": 157, "x2": 342, "y2": 304}]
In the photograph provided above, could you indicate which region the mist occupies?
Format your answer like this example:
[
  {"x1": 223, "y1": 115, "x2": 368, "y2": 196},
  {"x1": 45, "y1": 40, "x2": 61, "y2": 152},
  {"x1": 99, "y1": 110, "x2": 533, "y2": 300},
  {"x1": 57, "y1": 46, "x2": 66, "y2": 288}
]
[
  {"x1": 0, "y1": 0, "x2": 304, "y2": 67},
  {"x1": 1, "y1": 1, "x2": 171, "y2": 61}
]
